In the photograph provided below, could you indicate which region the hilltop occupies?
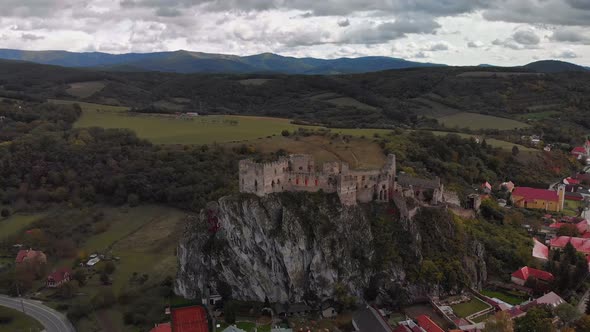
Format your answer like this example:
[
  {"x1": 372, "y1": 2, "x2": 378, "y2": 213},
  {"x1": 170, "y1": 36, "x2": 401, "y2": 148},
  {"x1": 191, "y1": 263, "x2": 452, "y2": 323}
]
[{"x1": 0, "y1": 49, "x2": 442, "y2": 74}]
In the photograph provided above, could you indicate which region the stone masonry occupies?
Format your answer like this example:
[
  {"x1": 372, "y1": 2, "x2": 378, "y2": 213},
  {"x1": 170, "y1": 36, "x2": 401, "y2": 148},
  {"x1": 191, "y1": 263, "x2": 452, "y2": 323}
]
[{"x1": 239, "y1": 154, "x2": 444, "y2": 206}]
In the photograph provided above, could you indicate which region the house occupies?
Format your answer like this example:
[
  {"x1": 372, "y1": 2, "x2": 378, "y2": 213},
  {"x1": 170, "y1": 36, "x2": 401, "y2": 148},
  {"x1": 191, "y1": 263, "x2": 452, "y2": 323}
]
[
  {"x1": 416, "y1": 315, "x2": 444, "y2": 332},
  {"x1": 511, "y1": 267, "x2": 554, "y2": 286},
  {"x1": 352, "y1": 305, "x2": 393, "y2": 332},
  {"x1": 482, "y1": 182, "x2": 492, "y2": 193},
  {"x1": 533, "y1": 292, "x2": 565, "y2": 308},
  {"x1": 149, "y1": 323, "x2": 171, "y2": 332},
  {"x1": 501, "y1": 181, "x2": 515, "y2": 192},
  {"x1": 274, "y1": 303, "x2": 312, "y2": 317},
  {"x1": 208, "y1": 295, "x2": 222, "y2": 306},
  {"x1": 550, "y1": 236, "x2": 590, "y2": 255},
  {"x1": 46, "y1": 268, "x2": 73, "y2": 288},
  {"x1": 532, "y1": 238, "x2": 549, "y2": 261},
  {"x1": 15, "y1": 249, "x2": 47, "y2": 265},
  {"x1": 511, "y1": 186, "x2": 565, "y2": 212},
  {"x1": 170, "y1": 305, "x2": 209, "y2": 332},
  {"x1": 321, "y1": 301, "x2": 338, "y2": 318}
]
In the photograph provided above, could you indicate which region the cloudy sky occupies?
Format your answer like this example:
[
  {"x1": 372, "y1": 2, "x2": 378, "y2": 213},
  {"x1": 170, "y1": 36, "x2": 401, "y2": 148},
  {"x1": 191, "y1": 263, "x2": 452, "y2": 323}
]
[{"x1": 1, "y1": 0, "x2": 589, "y2": 66}]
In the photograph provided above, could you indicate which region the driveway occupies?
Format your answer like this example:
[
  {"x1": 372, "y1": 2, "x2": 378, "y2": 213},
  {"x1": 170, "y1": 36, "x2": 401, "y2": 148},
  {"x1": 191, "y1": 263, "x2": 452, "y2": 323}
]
[{"x1": 0, "y1": 295, "x2": 76, "y2": 332}]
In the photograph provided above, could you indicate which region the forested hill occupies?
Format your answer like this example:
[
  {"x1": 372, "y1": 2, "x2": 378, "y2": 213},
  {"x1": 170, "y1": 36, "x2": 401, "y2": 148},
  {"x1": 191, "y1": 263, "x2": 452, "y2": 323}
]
[
  {"x1": 1, "y1": 59, "x2": 590, "y2": 132},
  {"x1": 0, "y1": 49, "x2": 442, "y2": 74}
]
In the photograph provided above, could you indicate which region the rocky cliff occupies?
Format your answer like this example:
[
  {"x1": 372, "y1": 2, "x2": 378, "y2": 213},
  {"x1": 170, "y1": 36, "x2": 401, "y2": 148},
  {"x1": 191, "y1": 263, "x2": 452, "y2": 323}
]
[{"x1": 175, "y1": 192, "x2": 486, "y2": 306}]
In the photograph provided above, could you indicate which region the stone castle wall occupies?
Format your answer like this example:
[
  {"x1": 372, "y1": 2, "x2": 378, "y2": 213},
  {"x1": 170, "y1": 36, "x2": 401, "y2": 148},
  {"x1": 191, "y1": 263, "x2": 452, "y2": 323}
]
[{"x1": 239, "y1": 154, "x2": 399, "y2": 205}]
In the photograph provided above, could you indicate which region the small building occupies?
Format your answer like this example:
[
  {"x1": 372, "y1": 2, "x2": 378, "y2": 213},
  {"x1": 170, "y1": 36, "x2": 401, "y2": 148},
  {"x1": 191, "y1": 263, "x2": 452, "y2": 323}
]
[
  {"x1": 416, "y1": 315, "x2": 444, "y2": 332},
  {"x1": 501, "y1": 181, "x2": 515, "y2": 192},
  {"x1": 274, "y1": 303, "x2": 312, "y2": 317},
  {"x1": 511, "y1": 186, "x2": 565, "y2": 212},
  {"x1": 511, "y1": 266, "x2": 554, "y2": 286},
  {"x1": 47, "y1": 268, "x2": 73, "y2": 288},
  {"x1": 533, "y1": 292, "x2": 565, "y2": 308},
  {"x1": 482, "y1": 182, "x2": 492, "y2": 193},
  {"x1": 532, "y1": 238, "x2": 549, "y2": 261},
  {"x1": 15, "y1": 249, "x2": 47, "y2": 265},
  {"x1": 170, "y1": 305, "x2": 209, "y2": 332},
  {"x1": 86, "y1": 257, "x2": 101, "y2": 267},
  {"x1": 149, "y1": 322, "x2": 171, "y2": 332},
  {"x1": 352, "y1": 305, "x2": 393, "y2": 332}
]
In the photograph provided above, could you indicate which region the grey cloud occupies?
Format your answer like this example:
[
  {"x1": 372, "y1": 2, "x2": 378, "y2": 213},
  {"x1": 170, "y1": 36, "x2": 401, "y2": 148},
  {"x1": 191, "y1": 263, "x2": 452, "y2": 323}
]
[
  {"x1": 483, "y1": 0, "x2": 590, "y2": 26},
  {"x1": 337, "y1": 18, "x2": 350, "y2": 27},
  {"x1": 155, "y1": 7, "x2": 182, "y2": 17},
  {"x1": 467, "y1": 40, "x2": 483, "y2": 48},
  {"x1": 21, "y1": 33, "x2": 44, "y2": 41},
  {"x1": 553, "y1": 49, "x2": 577, "y2": 58},
  {"x1": 428, "y1": 42, "x2": 448, "y2": 51},
  {"x1": 337, "y1": 16, "x2": 440, "y2": 45},
  {"x1": 413, "y1": 51, "x2": 427, "y2": 58},
  {"x1": 492, "y1": 38, "x2": 522, "y2": 50},
  {"x1": 550, "y1": 28, "x2": 590, "y2": 44},
  {"x1": 566, "y1": 0, "x2": 590, "y2": 10},
  {"x1": 512, "y1": 30, "x2": 540, "y2": 45}
]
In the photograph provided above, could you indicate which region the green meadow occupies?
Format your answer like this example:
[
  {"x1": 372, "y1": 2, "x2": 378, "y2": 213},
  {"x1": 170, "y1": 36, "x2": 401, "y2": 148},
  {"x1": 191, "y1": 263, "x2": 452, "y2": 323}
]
[{"x1": 437, "y1": 112, "x2": 530, "y2": 130}]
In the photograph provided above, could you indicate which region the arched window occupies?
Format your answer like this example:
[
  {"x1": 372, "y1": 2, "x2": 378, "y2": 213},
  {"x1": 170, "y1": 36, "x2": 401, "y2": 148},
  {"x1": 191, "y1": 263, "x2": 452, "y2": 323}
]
[
  {"x1": 272, "y1": 180, "x2": 275, "y2": 187},
  {"x1": 255, "y1": 180, "x2": 258, "y2": 190}
]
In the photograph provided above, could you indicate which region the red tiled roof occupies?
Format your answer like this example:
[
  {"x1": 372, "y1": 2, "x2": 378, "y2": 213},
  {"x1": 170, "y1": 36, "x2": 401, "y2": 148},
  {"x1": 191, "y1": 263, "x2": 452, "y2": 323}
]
[
  {"x1": 572, "y1": 146, "x2": 586, "y2": 155},
  {"x1": 511, "y1": 266, "x2": 554, "y2": 282},
  {"x1": 550, "y1": 236, "x2": 590, "y2": 255},
  {"x1": 150, "y1": 323, "x2": 172, "y2": 332},
  {"x1": 565, "y1": 177, "x2": 581, "y2": 185},
  {"x1": 416, "y1": 315, "x2": 444, "y2": 332},
  {"x1": 170, "y1": 305, "x2": 208, "y2": 332},
  {"x1": 47, "y1": 268, "x2": 72, "y2": 283},
  {"x1": 512, "y1": 187, "x2": 558, "y2": 202},
  {"x1": 577, "y1": 220, "x2": 590, "y2": 234},
  {"x1": 15, "y1": 249, "x2": 44, "y2": 263},
  {"x1": 565, "y1": 192, "x2": 584, "y2": 201},
  {"x1": 393, "y1": 325, "x2": 412, "y2": 332}
]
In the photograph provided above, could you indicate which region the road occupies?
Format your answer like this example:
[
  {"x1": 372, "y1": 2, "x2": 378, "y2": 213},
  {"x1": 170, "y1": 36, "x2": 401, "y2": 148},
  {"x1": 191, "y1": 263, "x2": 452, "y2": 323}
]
[{"x1": 0, "y1": 295, "x2": 76, "y2": 332}]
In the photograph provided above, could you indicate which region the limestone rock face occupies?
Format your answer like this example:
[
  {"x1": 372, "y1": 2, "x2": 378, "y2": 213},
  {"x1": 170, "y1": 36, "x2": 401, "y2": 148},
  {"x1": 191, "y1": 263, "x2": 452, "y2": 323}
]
[{"x1": 175, "y1": 192, "x2": 486, "y2": 305}]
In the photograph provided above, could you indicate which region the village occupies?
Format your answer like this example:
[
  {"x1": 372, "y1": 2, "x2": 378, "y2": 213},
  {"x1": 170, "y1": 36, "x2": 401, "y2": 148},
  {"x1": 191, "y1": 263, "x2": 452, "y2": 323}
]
[{"x1": 5, "y1": 139, "x2": 590, "y2": 332}]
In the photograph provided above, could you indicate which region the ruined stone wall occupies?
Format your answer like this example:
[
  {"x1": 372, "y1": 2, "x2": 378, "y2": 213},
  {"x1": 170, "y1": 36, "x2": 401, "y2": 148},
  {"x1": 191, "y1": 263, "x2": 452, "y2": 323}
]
[
  {"x1": 262, "y1": 159, "x2": 289, "y2": 194},
  {"x1": 337, "y1": 175, "x2": 357, "y2": 206},
  {"x1": 239, "y1": 159, "x2": 264, "y2": 196},
  {"x1": 289, "y1": 154, "x2": 315, "y2": 173}
]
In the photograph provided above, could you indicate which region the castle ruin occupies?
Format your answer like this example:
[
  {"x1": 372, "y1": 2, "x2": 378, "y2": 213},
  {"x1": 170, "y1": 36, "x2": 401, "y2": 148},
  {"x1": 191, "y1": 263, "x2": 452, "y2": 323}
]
[{"x1": 239, "y1": 154, "x2": 444, "y2": 206}]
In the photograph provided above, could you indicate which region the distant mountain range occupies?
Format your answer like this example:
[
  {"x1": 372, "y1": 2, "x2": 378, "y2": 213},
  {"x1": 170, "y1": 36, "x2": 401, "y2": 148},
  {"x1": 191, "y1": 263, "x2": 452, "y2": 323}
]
[
  {"x1": 0, "y1": 49, "x2": 442, "y2": 75},
  {"x1": 0, "y1": 49, "x2": 587, "y2": 75}
]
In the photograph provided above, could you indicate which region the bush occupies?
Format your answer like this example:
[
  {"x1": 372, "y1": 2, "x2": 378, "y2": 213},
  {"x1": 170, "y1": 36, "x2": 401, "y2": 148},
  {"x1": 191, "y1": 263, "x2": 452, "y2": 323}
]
[
  {"x1": 0, "y1": 208, "x2": 10, "y2": 218},
  {"x1": 127, "y1": 194, "x2": 139, "y2": 207}
]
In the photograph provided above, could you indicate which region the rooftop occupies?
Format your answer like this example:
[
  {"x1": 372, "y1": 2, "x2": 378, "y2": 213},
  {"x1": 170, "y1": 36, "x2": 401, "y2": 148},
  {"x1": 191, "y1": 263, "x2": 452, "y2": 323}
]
[
  {"x1": 512, "y1": 187, "x2": 558, "y2": 202},
  {"x1": 170, "y1": 305, "x2": 209, "y2": 332},
  {"x1": 511, "y1": 266, "x2": 554, "y2": 282},
  {"x1": 416, "y1": 315, "x2": 444, "y2": 332}
]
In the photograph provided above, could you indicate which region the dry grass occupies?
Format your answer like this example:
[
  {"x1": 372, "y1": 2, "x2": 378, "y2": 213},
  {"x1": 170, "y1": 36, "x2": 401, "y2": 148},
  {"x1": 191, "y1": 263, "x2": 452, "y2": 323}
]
[{"x1": 66, "y1": 81, "x2": 106, "y2": 98}]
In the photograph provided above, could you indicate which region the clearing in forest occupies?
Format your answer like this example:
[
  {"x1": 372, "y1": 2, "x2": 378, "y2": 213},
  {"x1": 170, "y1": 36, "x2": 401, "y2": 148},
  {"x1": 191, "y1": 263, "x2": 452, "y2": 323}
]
[{"x1": 437, "y1": 112, "x2": 530, "y2": 130}]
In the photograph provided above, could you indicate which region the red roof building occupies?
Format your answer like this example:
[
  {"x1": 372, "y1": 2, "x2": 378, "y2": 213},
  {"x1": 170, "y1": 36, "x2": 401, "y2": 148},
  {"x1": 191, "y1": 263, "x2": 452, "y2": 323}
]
[
  {"x1": 550, "y1": 236, "x2": 590, "y2": 255},
  {"x1": 511, "y1": 266, "x2": 554, "y2": 286},
  {"x1": 532, "y1": 238, "x2": 549, "y2": 261},
  {"x1": 393, "y1": 325, "x2": 412, "y2": 332},
  {"x1": 572, "y1": 146, "x2": 586, "y2": 156},
  {"x1": 512, "y1": 187, "x2": 559, "y2": 202},
  {"x1": 416, "y1": 315, "x2": 444, "y2": 332},
  {"x1": 46, "y1": 268, "x2": 72, "y2": 288},
  {"x1": 170, "y1": 305, "x2": 209, "y2": 332},
  {"x1": 150, "y1": 323, "x2": 172, "y2": 332},
  {"x1": 15, "y1": 249, "x2": 47, "y2": 264},
  {"x1": 511, "y1": 187, "x2": 564, "y2": 212}
]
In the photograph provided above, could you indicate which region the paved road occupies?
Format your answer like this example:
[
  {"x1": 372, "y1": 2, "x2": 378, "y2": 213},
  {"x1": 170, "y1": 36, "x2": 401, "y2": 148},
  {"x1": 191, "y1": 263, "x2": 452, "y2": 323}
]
[{"x1": 0, "y1": 295, "x2": 76, "y2": 332}]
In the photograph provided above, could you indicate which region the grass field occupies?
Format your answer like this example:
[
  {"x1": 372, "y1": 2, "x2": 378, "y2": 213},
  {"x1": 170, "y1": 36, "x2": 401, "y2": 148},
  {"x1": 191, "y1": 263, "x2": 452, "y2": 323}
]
[
  {"x1": 451, "y1": 298, "x2": 491, "y2": 318},
  {"x1": 437, "y1": 112, "x2": 530, "y2": 130},
  {"x1": 518, "y1": 111, "x2": 560, "y2": 121},
  {"x1": 481, "y1": 289, "x2": 526, "y2": 305},
  {"x1": 428, "y1": 131, "x2": 537, "y2": 152},
  {"x1": 0, "y1": 213, "x2": 46, "y2": 240},
  {"x1": 230, "y1": 135, "x2": 387, "y2": 169},
  {"x1": 49, "y1": 99, "x2": 129, "y2": 112},
  {"x1": 66, "y1": 81, "x2": 106, "y2": 98},
  {"x1": 0, "y1": 306, "x2": 44, "y2": 331}
]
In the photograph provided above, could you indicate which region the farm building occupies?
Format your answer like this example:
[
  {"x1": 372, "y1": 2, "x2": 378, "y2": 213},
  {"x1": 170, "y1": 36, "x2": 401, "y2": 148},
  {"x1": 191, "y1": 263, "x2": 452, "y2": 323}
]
[
  {"x1": 532, "y1": 292, "x2": 565, "y2": 308},
  {"x1": 15, "y1": 248, "x2": 46, "y2": 265},
  {"x1": 352, "y1": 305, "x2": 392, "y2": 332},
  {"x1": 170, "y1": 305, "x2": 209, "y2": 332},
  {"x1": 416, "y1": 315, "x2": 444, "y2": 332},
  {"x1": 511, "y1": 185, "x2": 565, "y2": 212},
  {"x1": 532, "y1": 238, "x2": 549, "y2": 261},
  {"x1": 511, "y1": 266, "x2": 554, "y2": 286},
  {"x1": 46, "y1": 268, "x2": 73, "y2": 288}
]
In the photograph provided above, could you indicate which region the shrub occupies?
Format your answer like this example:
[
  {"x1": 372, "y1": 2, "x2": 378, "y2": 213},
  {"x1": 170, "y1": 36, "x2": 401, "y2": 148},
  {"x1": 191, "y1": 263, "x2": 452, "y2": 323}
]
[{"x1": 0, "y1": 208, "x2": 10, "y2": 218}]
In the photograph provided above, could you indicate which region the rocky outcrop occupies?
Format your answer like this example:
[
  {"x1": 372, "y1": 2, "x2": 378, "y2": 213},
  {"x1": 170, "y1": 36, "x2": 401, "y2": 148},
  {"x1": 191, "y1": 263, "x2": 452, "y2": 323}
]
[{"x1": 175, "y1": 192, "x2": 486, "y2": 306}]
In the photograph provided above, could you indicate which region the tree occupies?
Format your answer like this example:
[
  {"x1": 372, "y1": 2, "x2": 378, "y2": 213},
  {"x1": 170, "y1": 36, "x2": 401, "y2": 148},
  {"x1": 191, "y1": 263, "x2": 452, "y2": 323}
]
[
  {"x1": 127, "y1": 193, "x2": 139, "y2": 207},
  {"x1": 224, "y1": 301, "x2": 236, "y2": 324},
  {"x1": 515, "y1": 306, "x2": 555, "y2": 332},
  {"x1": 512, "y1": 145, "x2": 520, "y2": 156},
  {"x1": 483, "y1": 311, "x2": 513, "y2": 332},
  {"x1": 57, "y1": 281, "x2": 79, "y2": 299},
  {"x1": 104, "y1": 261, "x2": 116, "y2": 275},
  {"x1": 555, "y1": 303, "x2": 580, "y2": 327},
  {"x1": 72, "y1": 269, "x2": 87, "y2": 286},
  {"x1": 0, "y1": 208, "x2": 10, "y2": 218},
  {"x1": 575, "y1": 315, "x2": 590, "y2": 331},
  {"x1": 557, "y1": 224, "x2": 580, "y2": 237},
  {"x1": 281, "y1": 130, "x2": 290, "y2": 137},
  {"x1": 100, "y1": 272, "x2": 110, "y2": 285}
]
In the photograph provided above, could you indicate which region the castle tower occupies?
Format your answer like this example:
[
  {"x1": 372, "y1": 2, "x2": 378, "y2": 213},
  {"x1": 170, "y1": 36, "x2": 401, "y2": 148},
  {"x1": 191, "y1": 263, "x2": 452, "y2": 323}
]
[{"x1": 557, "y1": 184, "x2": 566, "y2": 212}]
